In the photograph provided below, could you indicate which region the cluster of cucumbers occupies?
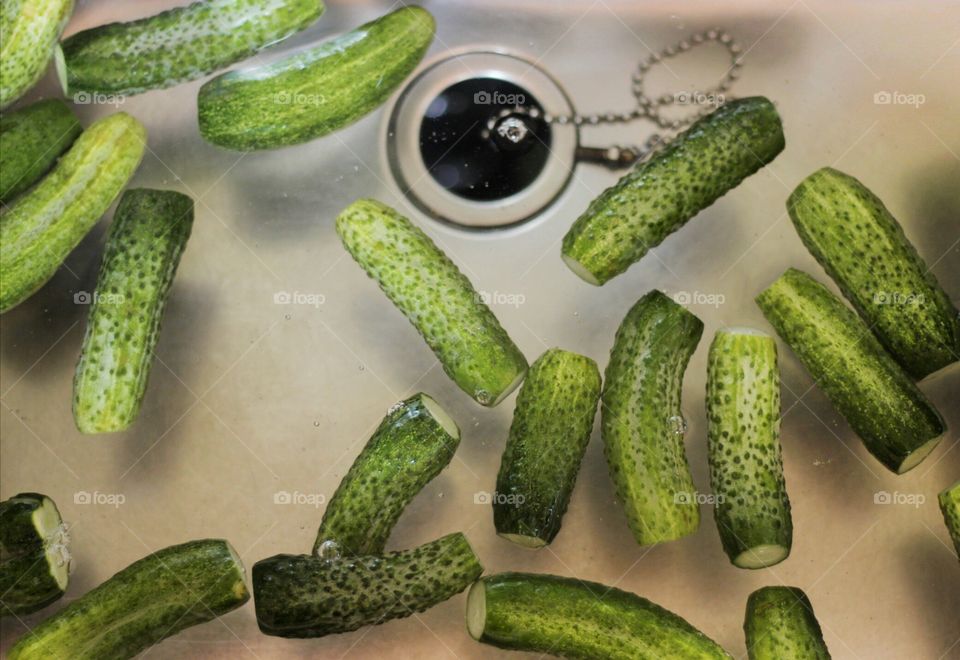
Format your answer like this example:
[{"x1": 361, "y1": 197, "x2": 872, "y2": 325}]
[{"x1": 0, "y1": 1, "x2": 957, "y2": 658}]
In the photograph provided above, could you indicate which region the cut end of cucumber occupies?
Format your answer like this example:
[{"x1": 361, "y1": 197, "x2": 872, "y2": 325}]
[
  {"x1": 54, "y1": 45, "x2": 70, "y2": 97},
  {"x1": 419, "y1": 393, "x2": 460, "y2": 439},
  {"x1": 498, "y1": 532, "x2": 547, "y2": 549},
  {"x1": 465, "y1": 580, "x2": 487, "y2": 640},
  {"x1": 734, "y1": 544, "x2": 789, "y2": 569},
  {"x1": 488, "y1": 369, "x2": 527, "y2": 408},
  {"x1": 224, "y1": 540, "x2": 251, "y2": 601},
  {"x1": 896, "y1": 435, "x2": 943, "y2": 474},
  {"x1": 34, "y1": 497, "x2": 70, "y2": 590},
  {"x1": 561, "y1": 253, "x2": 602, "y2": 286}
]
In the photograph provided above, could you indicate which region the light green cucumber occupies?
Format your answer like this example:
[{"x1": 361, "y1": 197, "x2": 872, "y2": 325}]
[
  {"x1": 744, "y1": 586, "x2": 831, "y2": 660},
  {"x1": 0, "y1": 112, "x2": 146, "y2": 313},
  {"x1": 56, "y1": 0, "x2": 323, "y2": 97},
  {"x1": 336, "y1": 198, "x2": 528, "y2": 407},
  {"x1": 8, "y1": 538, "x2": 249, "y2": 659},
  {"x1": 788, "y1": 167, "x2": 960, "y2": 379},
  {"x1": 494, "y1": 348, "x2": 601, "y2": 548},
  {"x1": 0, "y1": 99, "x2": 81, "y2": 203},
  {"x1": 0, "y1": 493, "x2": 70, "y2": 617},
  {"x1": 254, "y1": 532, "x2": 482, "y2": 638},
  {"x1": 314, "y1": 392, "x2": 460, "y2": 557},
  {"x1": 602, "y1": 290, "x2": 703, "y2": 545},
  {"x1": 72, "y1": 189, "x2": 194, "y2": 434},
  {"x1": 198, "y1": 5, "x2": 434, "y2": 150},
  {"x1": 940, "y1": 480, "x2": 960, "y2": 561},
  {"x1": 756, "y1": 268, "x2": 945, "y2": 474},
  {"x1": 561, "y1": 97, "x2": 785, "y2": 285},
  {"x1": 467, "y1": 572, "x2": 732, "y2": 659},
  {"x1": 0, "y1": 0, "x2": 73, "y2": 108},
  {"x1": 706, "y1": 328, "x2": 792, "y2": 568}
]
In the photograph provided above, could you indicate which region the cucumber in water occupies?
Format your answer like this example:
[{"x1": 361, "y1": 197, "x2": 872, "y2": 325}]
[
  {"x1": 8, "y1": 539, "x2": 249, "y2": 659},
  {"x1": 602, "y1": 290, "x2": 703, "y2": 545},
  {"x1": 494, "y1": 348, "x2": 601, "y2": 548},
  {"x1": 940, "y1": 480, "x2": 960, "y2": 561},
  {"x1": 0, "y1": 493, "x2": 70, "y2": 617},
  {"x1": 467, "y1": 572, "x2": 731, "y2": 659},
  {"x1": 744, "y1": 586, "x2": 831, "y2": 660},
  {"x1": 0, "y1": 0, "x2": 74, "y2": 108},
  {"x1": 198, "y1": 6, "x2": 434, "y2": 150},
  {"x1": 314, "y1": 392, "x2": 460, "y2": 557},
  {"x1": 254, "y1": 532, "x2": 482, "y2": 638},
  {"x1": 0, "y1": 112, "x2": 146, "y2": 313},
  {"x1": 0, "y1": 99, "x2": 81, "y2": 203},
  {"x1": 561, "y1": 97, "x2": 784, "y2": 285},
  {"x1": 756, "y1": 268, "x2": 945, "y2": 474},
  {"x1": 72, "y1": 189, "x2": 194, "y2": 434},
  {"x1": 337, "y1": 199, "x2": 528, "y2": 407},
  {"x1": 788, "y1": 167, "x2": 960, "y2": 379},
  {"x1": 56, "y1": 0, "x2": 324, "y2": 97},
  {"x1": 706, "y1": 328, "x2": 792, "y2": 568}
]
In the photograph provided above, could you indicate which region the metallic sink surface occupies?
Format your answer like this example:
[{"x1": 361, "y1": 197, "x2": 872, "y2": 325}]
[{"x1": 1, "y1": 1, "x2": 958, "y2": 658}]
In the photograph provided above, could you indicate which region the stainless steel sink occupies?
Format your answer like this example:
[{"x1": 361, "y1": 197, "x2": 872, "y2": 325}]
[{"x1": 2, "y1": 1, "x2": 958, "y2": 658}]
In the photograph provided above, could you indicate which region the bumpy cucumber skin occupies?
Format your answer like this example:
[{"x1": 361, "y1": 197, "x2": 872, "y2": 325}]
[
  {"x1": 254, "y1": 532, "x2": 482, "y2": 638},
  {"x1": 198, "y1": 6, "x2": 434, "y2": 150},
  {"x1": 940, "y1": 481, "x2": 960, "y2": 561},
  {"x1": 72, "y1": 189, "x2": 194, "y2": 434},
  {"x1": 744, "y1": 586, "x2": 831, "y2": 660},
  {"x1": 8, "y1": 539, "x2": 248, "y2": 660},
  {"x1": 314, "y1": 393, "x2": 460, "y2": 556},
  {"x1": 561, "y1": 97, "x2": 784, "y2": 285},
  {"x1": 788, "y1": 167, "x2": 960, "y2": 379},
  {"x1": 0, "y1": 0, "x2": 74, "y2": 108},
  {"x1": 756, "y1": 269, "x2": 945, "y2": 474},
  {"x1": 602, "y1": 290, "x2": 704, "y2": 545},
  {"x1": 470, "y1": 572, "x2": 731, "y2": 659},
  {"x1": 0, "y1": 493, "x2": 68, "y2": 617},
  {"x1": 0, "y1": 112, "x2": 146, "y2": 313},
  {"x1": 58, "y1": 0, "x2": 324, "y2": 97},
  {"x1": 706, "y1": 329, "x2": 792, "y2": 568},
  {"x1": 494, "y1": 348, "x2": 601, "y2": 546},
  {"x1": 0, "y1": 99, "x2": 81, "y2": 203},
  {"x1": 336, "y1": 199, "x2": 528, "y2": 407}
]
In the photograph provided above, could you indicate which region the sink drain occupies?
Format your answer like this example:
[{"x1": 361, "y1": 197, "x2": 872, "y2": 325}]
[{"x1": 385, "y1": 51, "x2": 577, "y2": 229}]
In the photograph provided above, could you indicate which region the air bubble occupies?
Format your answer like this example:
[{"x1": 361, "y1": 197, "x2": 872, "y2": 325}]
[
  {"x1": 667, "y1": 414, "x2": 688, "y2": 437},
  {"x1": 316, "y1": 539, "x2": 341, "y2": 560}
]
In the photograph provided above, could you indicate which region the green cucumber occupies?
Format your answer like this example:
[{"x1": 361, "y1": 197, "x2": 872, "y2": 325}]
[
  {"x1": 561, "y1": 97, "x2": 785, "y2": 285},
  {"x1": 940, "y1": 480, "x2": 960, "y2": 561},
  {"x1": 0, "y1": 112, "x2": 146, "y2": 313},
  {"x1": 0, "y1": 0, "x2": 73, "y2": 108},
  {"x1": 494, "y1": 348, "x2": 601, "y2": 548},
  {"x1": 601, "y1": 290, "x2": 704, "y2": 545},
  {"x1": 0, "y1": 99, "x2": 81, "y2": 203},
  {"x1": 254, "y1": 532, "x2": 482, "y2": 638},
  {"x1": 55, "y1": 0, "x2": 324, "y2": 97},
  {"x1": 788, "y1": 167, "x2": 960, "y2": 379},
  {"x1": 744, "y1": 586, "x2": 831, "y2": 660},
  {"x1": 466, "y1": 572, "x2": 731, "y2": 659},
  {"x1": 336, "y1": 199, "x2": 528, "y2": 407},
  {"x1": 756, "y1": 268, "x2": 945, "y2": 474},
  {"x1": 0, "y1": 493, "x2": 70, "y2": 617},
  {"x1": 706, "y1": 328, "x2": 792, "y2": 568},
  {"x1": 8, "y1": 538, "x2": 249, "y2": 659},
  {"x1": 314, "y1": 392, "x2": 460, "y2": 556},
  {"x1": 198, "y1": 5, "x2": 434, "y2": 150},
  {"x1": 72, "y1": 189, "x2": 194, "y2": 434}
]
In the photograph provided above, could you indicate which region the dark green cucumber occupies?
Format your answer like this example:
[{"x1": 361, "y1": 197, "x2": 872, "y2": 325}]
[
  {"x1": 254, "y1": 532, "x2": 482, "y2": 638},
  {"x1": 337, "y1": 199, "x2": 528, "y2": 407},
  {"x1": 706, "y1": 328, "x2": 792, "y2": 568},
  {"x1": 788, "y1": 167, "x2": 960, "y2": 379},
  {"x1": 494, "y1": 348, "x2": 601, "y2": 548},
  {"x1": 314, "y1": 392, "x2": 460, "y2": 556},
  {"x1": 602, "y1": 290, "x2": 704, "y2": 545},
  {"x1": 940, "y1": 480, "x2": 960, "y2": 561},
  {"x1": 0, "y1": 493, "x2": 70, "y2": 617},
  {"x1": 0, "y1": 99, "x2": 81, "y2": 203},
  {"x1": 198, "y1": 6, "x2": 434, "y2": 150},
  {"x1": 756, "y1": 268, "x2": 945, "y2": 474},
  {"x1": 8, "y1": 538, "x2": 249, "y2": 659},
  {"x1": 0, "y1": 0, "x2": 73, "y2": 108},
  {"x1": 56, "y1": 0, "x2": 324, "y2": 97},
  {"x1": 467, "y1": 572, "x2": 731, "y2": 659},
  {"x1": 72, "y1": 189, "x2": 194, "y2": 434},
  {"x1": 561, "y1": 97, "x2": 784, "y2": 285},
  {"x1": 0, "y1": 112, "x2": 146, "y2": 313},
  {"x1": 744, "y1": 586, "x2": 831, "y2": 660}
]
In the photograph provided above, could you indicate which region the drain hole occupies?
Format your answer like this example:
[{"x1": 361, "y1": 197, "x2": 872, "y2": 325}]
[{"x1": 419, "y1": 78, "x2": 552, "y2": 202}]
